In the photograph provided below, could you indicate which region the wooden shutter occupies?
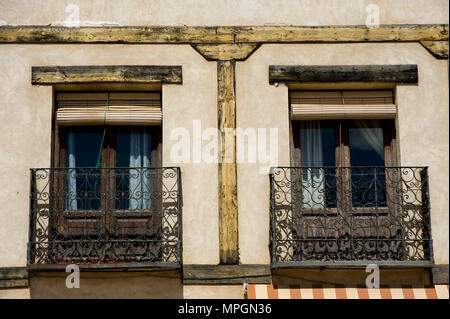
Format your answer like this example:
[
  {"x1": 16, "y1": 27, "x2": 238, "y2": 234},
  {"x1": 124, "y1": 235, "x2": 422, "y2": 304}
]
[
  {"x1": 56, "y1": 92, "x2": 162, "y2": 125},
  {"x1": 290, "y1": 90, "x2": 396, "y2": 120}
]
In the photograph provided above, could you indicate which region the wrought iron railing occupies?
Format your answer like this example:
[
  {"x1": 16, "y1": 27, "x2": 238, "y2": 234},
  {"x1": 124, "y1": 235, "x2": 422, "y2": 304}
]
[
  {"x1": 270, "y1": 167, "x2": 433, "y2": 266},
  {"x1": 28, "y1": 167, "x2": 182, "y2": 266}
]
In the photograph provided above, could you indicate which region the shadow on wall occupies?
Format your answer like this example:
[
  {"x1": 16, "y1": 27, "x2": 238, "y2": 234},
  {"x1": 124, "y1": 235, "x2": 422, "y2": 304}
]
[{"x1": 29, "y1": 272, "x2": 183, "y2": 299}]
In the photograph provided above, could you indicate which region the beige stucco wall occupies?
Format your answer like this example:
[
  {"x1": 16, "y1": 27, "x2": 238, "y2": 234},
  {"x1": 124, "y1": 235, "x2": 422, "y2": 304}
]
[
  {"x1": 27, "y1": 276, "x2": 243, "y2": 299},
  {"x1": 236, "y1": 42, "x2": 449, "y2": 265},
  {"x1": 29, "y1": 274, "x2": 184, "y2": 298},
  {"x1": 0, "y1": 0, "x2": 448, "y2": 26},
  {"x1": 0, "y1": 0, "x2": 448, "y2": 298},
  {"x1": 0, "y1": 288, "x2": 30, "y2": 299},
  {"x1": 0, "y1": 44, "x2": 448, "y2": 272},
  {"x1": 184, "y1": 285, "x2": 243, "y2": 299},
  {"x1": 0, "y1": 44, "x2": 219, "y2": 267}
]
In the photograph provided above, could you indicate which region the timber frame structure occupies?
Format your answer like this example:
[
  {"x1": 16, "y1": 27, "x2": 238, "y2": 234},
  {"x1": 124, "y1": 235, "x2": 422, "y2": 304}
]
[{"x1": 1, "y1": 23, "x2": 448, "y2": 287}]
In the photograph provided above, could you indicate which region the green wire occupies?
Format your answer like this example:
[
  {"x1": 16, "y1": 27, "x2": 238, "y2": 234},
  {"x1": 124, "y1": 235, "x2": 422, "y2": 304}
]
[
  {"x1": 95, "y1": 93, "x2": 110, "y2": 169},
  {"x1": 94, "y1": 93, "x2": 110, "y2": 240}
]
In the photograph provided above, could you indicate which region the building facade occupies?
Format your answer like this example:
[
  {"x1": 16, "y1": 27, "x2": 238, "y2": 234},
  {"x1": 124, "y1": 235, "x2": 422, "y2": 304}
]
[{"x1": 0, "y1": 0, "x2": 448, "y2": 299}]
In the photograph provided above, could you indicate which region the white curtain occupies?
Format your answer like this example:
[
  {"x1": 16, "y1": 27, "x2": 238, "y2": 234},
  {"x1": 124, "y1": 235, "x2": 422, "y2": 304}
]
[
  {"x1": 353, "y1": 120, "x2": 384, "y2": 160},
  {"x1": 129, "y1": 128, "x2": 151, "y2": 210},
  {"x1": 66, "y1": 130, "x2": 78, "y2": 210},
  {"x1": 301, "y1": 121, "x2": 326, "y2": 209}
]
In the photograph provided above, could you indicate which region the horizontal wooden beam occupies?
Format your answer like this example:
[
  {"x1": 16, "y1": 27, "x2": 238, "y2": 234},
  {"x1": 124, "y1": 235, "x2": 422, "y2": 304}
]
[
  {"x1": 0, "y1": 25, "x2": 447, "y2": 44},
  {"x1": 234, "y1": 24, "x2": 448, "y2": 43},
  {"x1": 183, "y1": 265, "x2": 271, "y2": 284},
  {"x1": 269, "y1": 64, "x2": 418, "y2": 84},
  {"x1": 31, "y1": 65, "x2": 182, "y2": 85},
  {"x1": 0, "y1": 26, "x2": 234, "y2": 44}
]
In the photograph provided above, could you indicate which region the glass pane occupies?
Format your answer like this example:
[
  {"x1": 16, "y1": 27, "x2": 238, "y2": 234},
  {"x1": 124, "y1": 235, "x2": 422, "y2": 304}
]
[
  {"x1": 349, "y1": 120, "x2": 386, "y2": 207},
  {"x1": 300, "y1": 121, "x2": 336, "y2": 209},
  {"x1": 115, "y1": 128, "x2": 152, "y2": 210},
  {"x1": 66, "y1": 129, "x2": 102, "y2": 211}
]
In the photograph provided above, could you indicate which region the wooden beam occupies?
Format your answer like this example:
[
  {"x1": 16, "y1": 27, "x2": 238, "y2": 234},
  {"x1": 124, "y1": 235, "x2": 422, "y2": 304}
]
[
  {"x1": 217, "y1": 60, "x2": 239, "y2": 264},
  {"x1": 183, "y1": 264, "x2": 271, "y2": 284},
  {"x1": 31, "y1": 65, "x2": 182, "y2": 85},
  {"x1": 0, "y1": 26, "x2": 234, "y2": 44},
  {"x1": 269, "y1": 65, "x2": 418, "y2": 84},
  {"x1": 192, "y1": 43, "x2": 260, "y2": 61},
  {"x1": 0, "y1": 25, "x2": 447, "y2": 44},
  {"x1": 420, "y1": 41, "x2": 449, "y2": 59},
  {"x1": 234, "y1": 24, "x2": 448, "y2": 43}
]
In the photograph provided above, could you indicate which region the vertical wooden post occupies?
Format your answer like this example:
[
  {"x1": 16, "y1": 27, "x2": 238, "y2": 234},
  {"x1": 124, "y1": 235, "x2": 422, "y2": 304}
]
[
  {"x1": 192, "y1": 44, "x2": 260, "y2": 265},
  {"x1": 217, "y1": 60, "x2": 239, "y2": 264}
]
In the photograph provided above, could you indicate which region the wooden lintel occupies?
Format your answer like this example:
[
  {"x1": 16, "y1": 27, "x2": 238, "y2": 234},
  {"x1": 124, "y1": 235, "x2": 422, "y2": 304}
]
[
  {"x1": 269, "y1": 65, "x2": 418, "y2": 84},
  {"x1": 0, "y1": 25, "x2": 447, "y2": 44},
  {"x1": 192, "y1": 43, "x2": 261, "y2": 61},
  {"x1": 217, "y1": 60, "x2": 239, "y2": 265},
  {"x1": 183, "y1": 264, "x2": 271, "y2": 284},
  {"x1": 31, "y1": 65, "x2": 182, "y2": 85},
  {"x1": 420, "y1": 41, "x2": 449, "y2": 59}
]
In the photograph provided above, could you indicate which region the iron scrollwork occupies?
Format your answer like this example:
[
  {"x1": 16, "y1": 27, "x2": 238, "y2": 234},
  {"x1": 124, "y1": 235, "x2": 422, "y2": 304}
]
[
  {"x1": 28, "y1": 167, "x2": 182, "y2": 266},
  {"x1": 270, "y1": 167, "x2": 433, "y2": 264}
]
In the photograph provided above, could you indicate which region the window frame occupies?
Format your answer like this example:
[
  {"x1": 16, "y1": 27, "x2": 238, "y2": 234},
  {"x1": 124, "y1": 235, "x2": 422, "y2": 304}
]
[{"x1": 49, "y1": 92, "x2": 164, "y2": 253}]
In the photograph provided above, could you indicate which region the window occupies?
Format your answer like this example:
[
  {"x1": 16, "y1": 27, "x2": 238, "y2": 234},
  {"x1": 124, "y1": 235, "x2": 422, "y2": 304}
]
[
  {"x1": 61, "y1": 126, "x2": 162, "y2": 211},
  {"x1": 49, "y1": 92, "x2": 167, "y2": 262},
  {"x1": 270, "y1": 89, "x2": 423, "y2": 263},
  {"x1": 291, "y1": 119, "x2": 396, "y2": 211},
  {"x1": 271, "y1": 86, "x2": 431, "y2": 265}
]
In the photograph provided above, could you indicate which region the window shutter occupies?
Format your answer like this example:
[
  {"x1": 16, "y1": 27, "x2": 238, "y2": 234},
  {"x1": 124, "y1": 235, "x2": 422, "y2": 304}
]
[
  {"x1": 290, "y1": 90, "x2": 396, "y2": 120},
  {"x1": 56, "y1": 92, "x2": 162, "y2": 125}
]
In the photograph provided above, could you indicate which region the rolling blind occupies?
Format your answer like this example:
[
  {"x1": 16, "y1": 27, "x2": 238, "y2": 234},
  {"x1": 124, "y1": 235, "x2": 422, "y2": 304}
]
[
  {"x1": 56, "y1": 92, "x2": 162, "y2": 125},
  {"x1": 290, "y1": 90, "x2": 396, "y2": 120}
]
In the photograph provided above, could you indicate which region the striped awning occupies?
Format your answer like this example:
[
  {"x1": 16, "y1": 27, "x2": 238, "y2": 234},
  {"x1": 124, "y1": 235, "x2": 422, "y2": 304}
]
[{"x1": 246, "y1": 284, "x2": 449, "y2": 299}]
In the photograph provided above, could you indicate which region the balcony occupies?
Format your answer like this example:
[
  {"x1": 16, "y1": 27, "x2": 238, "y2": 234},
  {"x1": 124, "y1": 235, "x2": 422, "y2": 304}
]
[
  {"x1": 269, "y1": 167, "x2": 433, "y2": 267},
  {"x1": 28, "y1": 167, "x2": 181, "y2": 268}
]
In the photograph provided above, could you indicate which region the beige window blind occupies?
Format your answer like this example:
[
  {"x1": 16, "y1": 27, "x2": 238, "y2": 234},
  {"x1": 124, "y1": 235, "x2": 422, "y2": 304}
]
[
  {"x1": 290, "y1": 90, "x2": 396, "y2": 120},
  {"x1": 56, "y1": 92, "x2": 162, "y2": 125}
]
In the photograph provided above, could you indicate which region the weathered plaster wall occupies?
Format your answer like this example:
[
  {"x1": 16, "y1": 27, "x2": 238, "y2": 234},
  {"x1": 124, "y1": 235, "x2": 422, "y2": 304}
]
[
  {"x1": 0, "y1": 44, "x2": 219, "y2": 267},
  {"x1": 28, "y1": 275, "x2": 243, "y2": 299},
  {"x1": 0, "y1": 0, "x2": 448, "y2": 300},
  {"x1": 236, "y1": 42, "x2": 449, "y2": 265},
  {"x1": 184, "y1": 285, "x2": 243, "y2": 299},
  {"x1": 29, "y1": 274, "x2": 184, "y2": 298},
  {"x1": 0, "y1": 0, "x2": 448, "y2": 26},
  {"x1": 0, "y1": 288, "x2": 30, "y2": 299}
]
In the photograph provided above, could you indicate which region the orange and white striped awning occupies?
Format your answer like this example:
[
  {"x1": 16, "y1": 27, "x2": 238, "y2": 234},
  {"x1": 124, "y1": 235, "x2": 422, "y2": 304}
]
[{"x1": 246, "y1": 284, "x2": 449, "y2": 299}]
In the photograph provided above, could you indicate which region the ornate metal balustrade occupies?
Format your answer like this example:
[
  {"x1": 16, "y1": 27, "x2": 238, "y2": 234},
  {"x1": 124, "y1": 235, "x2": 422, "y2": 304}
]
[
  {"x1": 28, "y1": 167, "x2": 182, "y2": 267},
  {"x1": 270, "y1": 167, "x2": 433, "y2": 267}
]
